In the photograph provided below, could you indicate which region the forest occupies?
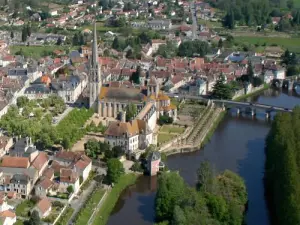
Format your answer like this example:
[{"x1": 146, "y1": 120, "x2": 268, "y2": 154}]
[
  {"x1": 155, "y1": 162, "x2": 248, "y2": 225},
  {"x1": 265, "y1": 107, "x2": 300, "y2": 225},
  {"x1": 210, "y1": 0, "x2": 300, "y2": 29}
]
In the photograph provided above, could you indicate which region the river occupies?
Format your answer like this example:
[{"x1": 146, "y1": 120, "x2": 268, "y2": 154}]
[{"x1": 107, "y1": 89, "x2": 300, "y2": 225}]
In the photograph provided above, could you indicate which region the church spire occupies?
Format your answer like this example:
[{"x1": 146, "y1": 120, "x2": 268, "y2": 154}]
[{"x1": 92, "y1": 21, "x2": 98, "y2": 67}]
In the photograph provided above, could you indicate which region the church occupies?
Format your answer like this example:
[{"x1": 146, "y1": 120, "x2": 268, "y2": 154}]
[{"x1": 88, "y1": 23, "x2": 177, "y2": 124}]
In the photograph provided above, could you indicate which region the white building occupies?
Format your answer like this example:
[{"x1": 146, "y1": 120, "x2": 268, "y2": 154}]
[{"x1": 104, "y1": 118, "x2": 153, "y2": 154}]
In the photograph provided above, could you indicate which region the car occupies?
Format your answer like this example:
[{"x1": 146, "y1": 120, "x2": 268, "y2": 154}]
[{"x1": 284, "y1": 108, "x2": 289, "y2": 111}]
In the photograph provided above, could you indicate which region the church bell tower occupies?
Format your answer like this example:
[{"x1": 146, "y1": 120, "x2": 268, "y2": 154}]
[{"x1": 89, "y1": 22, "x2": 101, "y2": 112}]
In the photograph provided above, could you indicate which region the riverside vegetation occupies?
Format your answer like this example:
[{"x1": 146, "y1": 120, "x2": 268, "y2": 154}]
[
  {"x1": 265, "y1": 106, "x2": 300, "y2": 225},
  {"x1": 155, "y1": 162, "x2": 247, "y2": 225}
]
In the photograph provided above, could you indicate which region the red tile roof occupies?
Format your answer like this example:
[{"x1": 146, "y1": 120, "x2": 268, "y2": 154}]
[
  {"x1": 32, "y1": 152, "x2": 48, "y2": 172},
  {"x1": 1, "y1": 156, "x2": 29, "y2": 168},
  {"x1": 37, "y1": 198, "x2": 51, "y2": 215}
]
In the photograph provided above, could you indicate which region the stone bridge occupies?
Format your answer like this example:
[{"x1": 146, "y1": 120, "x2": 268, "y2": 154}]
[
  {"x1": 273, "y1": 75, "x2": 300, "y2": 90},
  {"x1": 212, "y1": 99, "x2": 293, "y2": 118}
]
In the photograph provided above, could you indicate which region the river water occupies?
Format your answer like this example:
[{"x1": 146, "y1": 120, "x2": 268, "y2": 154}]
[{"x1": 107, "y1": 89, "x2": 300, "y2": 225}]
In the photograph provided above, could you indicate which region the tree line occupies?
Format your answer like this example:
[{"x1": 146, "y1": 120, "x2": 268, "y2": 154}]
[
  {"x1": 0, "y1": 96, "x2": 93, "y2": 150},
  {"x1": 265, "y1": 107, "x2": 300, "y2": 225},
  {"x1": 218, "y1": 0, "x2": 299, "y2": 29},
  {"x1": 155, "y1": 162, "x2": 248, "y2": 225}
]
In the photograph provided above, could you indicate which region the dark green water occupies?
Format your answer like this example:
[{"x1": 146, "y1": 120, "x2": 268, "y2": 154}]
[{"x1": 107, "y1": 89, "x2": 300, "y2": 225}]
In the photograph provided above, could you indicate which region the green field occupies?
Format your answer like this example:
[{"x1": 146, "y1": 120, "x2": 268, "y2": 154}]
[
  {"x1": 74, "y1": 189, "x2": 105, "y2": 225},
  {"x1": 235, "y1": 36, "x2": 300, "y2": 52},
  {"x1": 158, "y1": 133, "x2": 176, "y2": 144},
  {"x1": 10, "y1": 45, "x2": 75, "y2": 59},
  {"x1": 92, "y1": 174, "x2": 138, "y2": 225},
  {"x1": 160, "y1": 125, "x2": 185, "y2": 134}
]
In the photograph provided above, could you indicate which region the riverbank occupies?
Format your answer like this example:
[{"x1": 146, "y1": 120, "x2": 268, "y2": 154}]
[
  {"x1": 234, "y1": 84, "x2": 270, "y2": 101},
  {"x1": 200, "y1": 110, "x2": 226, "y2": 148},
  {"x1": 161, "y1": 106, "x2": 224, "y2": 156},
  {"x1": 92, "y1": 173, "x2": 138, "y2": 225}
]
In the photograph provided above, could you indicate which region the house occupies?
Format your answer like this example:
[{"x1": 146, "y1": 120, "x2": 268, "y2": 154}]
[
  {"x1": 31, "y1": 152, "x2": 49, "y2": 177},
  {"x1": 151, "y1": 39, "x2": 166, "y2": 53},
  {"x1": 189, "y1": 78, "x2": 207, "y2": 95},
  {"x1": 35, "y1": 177, "x2": 56, "y2": 197},
  {"x1": 104, "y1": 118, "x2": 153, "y2": 154},
  {"x1": 147, "y1": 151, "x2": 164, "y2": 176},
  {"x1": 0, "y1": 210, "x2": 16, "y2": 225},
  {"x1": 265, "y1": 46, "x2": 284, "y2": 58},
  {"x1": 147, "y1": 19, "x2": 172, "y2": 30},
  {"x1": 59, "y1": 168, "x2": 80, "y2": 194},
  {"x1": 0, "y1": 135, "x2": 13, "y2": 158},
  {"x1": 271, "y1": 17, "x2": 281, "y2": 25},
  {"x1": 35, "y1": 197, "x2": 51, "y2": 218},
  {"x1": 7, "y1": 174, "x2": 32, "y2": 198},
  {"x1": 74, "y1": 155, "x2": 92, "y2": 181}
]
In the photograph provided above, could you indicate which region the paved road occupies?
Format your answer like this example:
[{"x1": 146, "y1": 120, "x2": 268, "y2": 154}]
[{"x1": 190, "y1": 1, "x2": 197, "y2": 40}]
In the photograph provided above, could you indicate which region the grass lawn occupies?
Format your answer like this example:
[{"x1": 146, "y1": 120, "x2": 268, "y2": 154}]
[
  {"x1": 55, "y1": 207, "x2": 74, "y2": 225},
  {"x1": 160, "y1": 125, "x2": 185, "y2": 134},
  {"x1": 158, "y1": 133, "x2": 176, "y2": 144},
  {"x1": 15, "y1": 220, "x2": 24, "y2": 225},
  {"x1": 10, "y1": 45, "x2": 75, "y2": 59},
  {"x1": 16, "y1": 200, "x2": 35, "y2": 217},
  {"x1": 170, "y1": 98, "x2": 180, "y2": 108},
  {"x1": 234, "y1": 36, "x2": 300, "y2": 53},
  {"x1": 92, "y1": 174, "x2": 138, "y2": 225},
  {"x1": 74, "y1": 189, "x2": 106, "y2": 225}
]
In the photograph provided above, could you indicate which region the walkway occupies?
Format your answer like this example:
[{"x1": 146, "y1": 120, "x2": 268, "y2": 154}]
[
  {"x1": 87, "y1": 187, "x2": 111, "y2": 225},
  {"x1": 67, "y1": 180, "x2": 97, "y2": 225}
]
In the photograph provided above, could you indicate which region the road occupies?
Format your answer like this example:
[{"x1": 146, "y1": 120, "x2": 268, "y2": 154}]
[{"x1": 190, "y1": 1, "x2": 197, "y2": 40}]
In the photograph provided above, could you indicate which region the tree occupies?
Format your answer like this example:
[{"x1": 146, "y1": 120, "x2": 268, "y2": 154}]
[
  {"x1": 99, "y1": 0, "x2": 108, "y2": 9},
  {"x1": 218, "y1": 39, "x2": 223, "y2": 48},
  {"x1": 67, "y1": 185, "x2": 74, "y2": 194},
  {"x1": 112, "y1": 37, "x2": 120, "y2": 50},
  {"x1": 287, "y1": 0, "x2": 294, "y2": 9},
  {"x1": 112, "y1": 146, "x2": 123, "y2": 158},
  {"x1": 72, "y1": 33, "x2": 79, "y2": 46},
  {"x1": 17, "y1": 96, "x2": 29, "y2": 108},
  {"x1": 26, "y1": 24, "x2": 32, "y2": 37},
  {"x1": 155, "y1": 172, "x2": 186, "y2": 221},
  {"x1": 62, "y1": 137, "x2": 71, "y2": 150},
  {"x1": 125, "y1": 104, "x2": 137, "y2": 121},
  {"x1": 223, "y1": 9, "x2": 235, "y2": 29},
  {"x1": 131, "y1": 66, "x2": 141, "y2": 84},
  {"x1": 106, "y1": 158, "x2": 124, "y2": 184},
  {"x1": 10, "y1": 31, "x2": 14, "y2": 39},
  {"x1": 158, "y1": 115, "x2": 173, "y2": 125},
  {"x1": 56, "y1": 37, "x2": 63, "y2": 45},
  {"x1": 197, "y1": 161, "x2": 215, "y2": 193},
  {"x1": 21, "y1": 27, "x2": 28, "y2": 42},
  {"x1": 27, "y1": 210, "x2": 41, "y2": 225},
  {"x1": 211, "y1": 74, "x2": 233, "y2": 100}
]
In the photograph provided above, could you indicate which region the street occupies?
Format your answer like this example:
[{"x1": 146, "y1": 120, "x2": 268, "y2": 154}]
[{"x1": 190, "y1": 1, "x2": 198, "y2": 40}]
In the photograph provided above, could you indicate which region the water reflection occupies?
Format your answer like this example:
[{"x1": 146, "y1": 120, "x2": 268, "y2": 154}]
[{"x1": 106, "y1": 89, "x2": 300, "y2": 225}]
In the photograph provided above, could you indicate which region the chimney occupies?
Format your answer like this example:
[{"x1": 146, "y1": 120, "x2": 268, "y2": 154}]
[{"x1": 121, "y1": 111, "x2": 126, "y2": 123}]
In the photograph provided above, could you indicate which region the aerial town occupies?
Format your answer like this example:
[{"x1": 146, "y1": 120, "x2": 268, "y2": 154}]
[{"x1": 0, "y1": 0, "x2": 298, "y2": 224}]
